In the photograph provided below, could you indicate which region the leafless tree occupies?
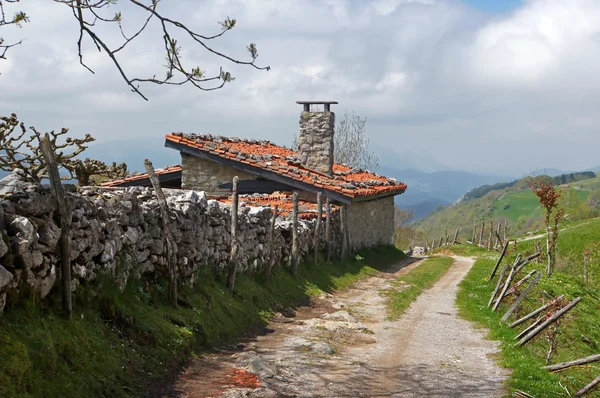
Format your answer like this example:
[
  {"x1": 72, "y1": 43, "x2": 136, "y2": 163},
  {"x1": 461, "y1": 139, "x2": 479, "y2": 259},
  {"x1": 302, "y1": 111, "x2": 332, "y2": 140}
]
[
  {"x1": 0, "y1": 0, "x2": 269, "y2": 100},
  {"x1": 0, "y1": 113, "x2": 129, "y2": 184}
]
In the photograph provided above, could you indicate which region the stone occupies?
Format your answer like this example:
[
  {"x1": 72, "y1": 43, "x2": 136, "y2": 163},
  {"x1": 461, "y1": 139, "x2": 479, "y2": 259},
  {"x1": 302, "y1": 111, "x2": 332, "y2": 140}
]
[
  {"x1": 0, "y1": 170, "x2": 39, "y2": 196},
  {"x1": 309, "y1": 341, "x2": 334, "y2": 355},
  {"x1": 0, "y1": 265, "x2": 13, "y2": 290},
  {"x1": 0, "y1": 236, "x2": 7, "y2": 258},
  {"x1": 9, "y1": 216, "x2": 37, "y2": 243}
]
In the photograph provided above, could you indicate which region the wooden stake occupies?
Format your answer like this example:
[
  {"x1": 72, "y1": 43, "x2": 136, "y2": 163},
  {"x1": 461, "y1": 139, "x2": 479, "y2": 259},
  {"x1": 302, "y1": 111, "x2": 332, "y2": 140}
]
[
  {"x1": 510, "y1": 295, "x2": 564, "y2": 328},
  {"x1": 314, "y1": 192, "x2": 323, "y2": 265},
  {"x1": 226, "y1": 176, "x2": 240, "y2": 292},
  {"x1": 432, "y1": 238, "x2": 436, "y2": 250},
  {"x1": 488, "y1": 221, "x2": 493, "y2": 250},
  {"x1": 144, "y1": 159, "x2": 178, "y2": 305},
  {"x1": 488, "y1": 241, "x2": 508, "y2": 281},
  {"x1": 492, "y1": 255, "x2": 520, "y2": 311},
  {"x1": 574, "y1": 375, "x2": 600, "y2": 397},
  {"x1": 453, "y1": 228, "x2": 459, "y2": 244},
  {"x1": 345, "y1": 204, "x2": 351, "y2": 253},
  {"x1": 488, "y1": 258, "x2": 511, "y2": 307},
  {"x1": 265, "y1": 204, "x2": 278, "y2": 284},
  {"x1": 39, "y1": 134, "x2": 72, "y2": 318},
  {"x1": 472, "y1": 222, "x2": 476, "y2": 245},
  {"x1": 494, "y1": 222, "x2": 501, "y2": 247},
  {"x1": 291, "y1": 192, "x2": 299, "y2": 276},
  {"x1": 479, "y1": 222, "x2": 484, "y2": 246},
  {"x1": 517, "y1": 297, "x2": 582, "y2": 347},
  {"x1": 503, "y1": 220, "x2": 507, "y2": 244},
  {"x1": 515, "y1": 316, "x2": 544, "y2": 340},
  {"x1": 504, "y1": 269, "x2": 537, "y2": 298},
  {"x1": 444, "y1": 228, "x2": 448, "y2": 246},
  {"x1": 325, "y1": 198, "x2": 331, "y2": 263},
  {"x1": 502, "y1": 271, "x2": 541, "y2": 321},
  {"x1": 544, "y1": 354, "x2": 600, "y2": 372},
  {"x1": 340, "y1": 204, "x2": 347, "y2": 260}
]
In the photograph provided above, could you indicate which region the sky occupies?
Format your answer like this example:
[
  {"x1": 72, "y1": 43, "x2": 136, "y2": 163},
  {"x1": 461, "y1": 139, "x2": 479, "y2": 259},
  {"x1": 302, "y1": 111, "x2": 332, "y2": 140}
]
[{"x1": 1, "y1": 0, "x2": 599, "y2": 176}]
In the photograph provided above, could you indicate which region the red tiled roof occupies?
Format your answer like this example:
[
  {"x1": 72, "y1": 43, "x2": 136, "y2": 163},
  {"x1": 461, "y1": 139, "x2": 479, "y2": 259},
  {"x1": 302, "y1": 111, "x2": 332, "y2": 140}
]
[
  {"x1": 217, "y1": 193, "x2": 339, "y2": 220},
  {"x1": 100, "y1": 165, "x2": 182, "y2": 187},
  {"x1": 166, "y1": 133, "x2": 407, "y2": 199}
]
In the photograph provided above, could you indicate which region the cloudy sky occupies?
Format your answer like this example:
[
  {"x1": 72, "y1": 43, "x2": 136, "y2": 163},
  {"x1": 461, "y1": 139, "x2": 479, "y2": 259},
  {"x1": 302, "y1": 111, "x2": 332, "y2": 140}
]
[{"x1": 1, "y1": 0, "x2": 599, "y2": 176}]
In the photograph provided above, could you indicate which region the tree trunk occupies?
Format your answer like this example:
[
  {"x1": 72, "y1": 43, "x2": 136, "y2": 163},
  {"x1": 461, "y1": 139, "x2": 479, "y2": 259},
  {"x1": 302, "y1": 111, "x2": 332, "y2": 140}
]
[
  {"x1": 546, "y1": 225, "x2": 552, "y2": 276},
  {"x1": 40, "y1": 134, "x2": 72, "y2": 318},
  {"x1": 144, "y1": 159, "x2": 178, "y2": 305},
  {"x1": 226, "y1": 176, "x2": 239, "y2": 292}
]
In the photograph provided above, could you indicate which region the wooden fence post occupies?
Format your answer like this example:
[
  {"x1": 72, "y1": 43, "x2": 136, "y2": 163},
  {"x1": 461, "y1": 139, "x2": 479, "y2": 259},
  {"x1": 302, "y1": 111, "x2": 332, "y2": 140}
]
[
  {"x1": 145, "y1": 159, "x2": 178, "y2": 305},
  {"x1": 493, "y1": 257, "x2": 519, "y2": 311},
  {"x1": 340, "y1": 204, "x2": 347, "y2": 261},
  {"x1": 325, "y1": 198, "x2": 331, "y2": 263},
  {"x1": 472, "y1": 222, "x2": 476, "y2": 244},
  {"x1": 39, "y1": 134, "x2": 72, "y2": 318},
  {"x1": 345, "y1": 204, "x2": 351, "y2": 254},
  {"x1": 510, "y1": 295, "x2": 564, "y2": 328},
  {"x1": 504, "y1": 220, "x2": 507, "y2": 245},
  {"x1": 502, "y1": 271, "x2": 541, "y2": 321},
  {"x1": 494, "y1": 223, "x2": 501, "y2": 247},
  {"x1": 488, "y1": 221, "x2": 493, "y2": 250},
  {"x1": 226, "y1": 176, "x2": 239, "y2": 292},
  {"x1": 479, "y1": 222, "x2": 485, "y2": 246},
  {"x1": 290, "y1": 192, "x2": 299, "y2": 276},
  {"x1": 488, "y1": 241, "x2": 508, "y2": 281},
  {"x1": 265, "y1": 204, "x2": 278, "y2": 284},
  {"x1": 517, "y1": 297, "x2": 582, "y2": 347},
  {"x1": 444, "y1": 228, "x2": 448, "y2": 246},
  {"x1": 453, "y1": 228, "x2": 459, "y2": 244},
  {"x1": 574, "y1": 376, "x2": 600, "y2": 396},
  {"x1": 314, "y1": 192, "x2": 323, "y2": 265}
]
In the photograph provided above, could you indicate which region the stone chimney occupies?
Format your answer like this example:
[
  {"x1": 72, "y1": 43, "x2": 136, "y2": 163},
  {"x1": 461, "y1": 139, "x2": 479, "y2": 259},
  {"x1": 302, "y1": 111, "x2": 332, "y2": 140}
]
[{"x1": 296, "y1": 101, "x2": 337, "y2": 176}]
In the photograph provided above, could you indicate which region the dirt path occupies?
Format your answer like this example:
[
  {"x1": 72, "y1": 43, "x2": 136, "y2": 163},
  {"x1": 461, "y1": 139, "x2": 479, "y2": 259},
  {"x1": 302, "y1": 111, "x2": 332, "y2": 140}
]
[{"x1": 165, "y1": 256, "x2": 509, "y2": 398}]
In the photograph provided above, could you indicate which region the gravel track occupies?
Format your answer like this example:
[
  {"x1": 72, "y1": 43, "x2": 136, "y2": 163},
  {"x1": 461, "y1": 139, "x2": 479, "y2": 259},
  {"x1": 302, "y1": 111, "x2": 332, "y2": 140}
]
[{"x1": 166, "y1": 256, "x2": 509, "y2": 398}]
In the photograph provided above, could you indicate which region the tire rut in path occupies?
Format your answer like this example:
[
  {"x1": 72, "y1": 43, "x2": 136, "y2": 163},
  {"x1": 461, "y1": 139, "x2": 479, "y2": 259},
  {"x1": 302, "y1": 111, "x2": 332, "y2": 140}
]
[{"x1": 166, "y1": 256, "x2": 509, "y2": 398}]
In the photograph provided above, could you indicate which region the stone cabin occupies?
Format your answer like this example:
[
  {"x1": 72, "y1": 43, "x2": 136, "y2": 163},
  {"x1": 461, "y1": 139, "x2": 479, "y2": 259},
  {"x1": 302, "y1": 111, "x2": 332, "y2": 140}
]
[{"x1": 103, "y1": 101, "x2": 407, "y2": 250}]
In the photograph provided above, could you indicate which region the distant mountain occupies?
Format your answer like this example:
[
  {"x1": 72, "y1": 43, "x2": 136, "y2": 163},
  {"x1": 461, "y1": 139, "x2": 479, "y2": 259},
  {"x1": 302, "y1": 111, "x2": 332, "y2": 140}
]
[
  {"x1": 380, "y1": 166, "x2": 510, "y2": 220},
  {"x1": 372, "y1": 144, "x2": 450, "y2": 173}
]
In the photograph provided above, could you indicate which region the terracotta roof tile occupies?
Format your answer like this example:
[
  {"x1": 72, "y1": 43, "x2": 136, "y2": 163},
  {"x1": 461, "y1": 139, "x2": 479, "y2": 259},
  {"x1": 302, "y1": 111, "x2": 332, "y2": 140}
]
[
  {"x1": 166, "y1": 132, "x2": 407, "y2": 199},
  {"x1": 216, "y1": 193, "x2": 338, "y2": 220}
]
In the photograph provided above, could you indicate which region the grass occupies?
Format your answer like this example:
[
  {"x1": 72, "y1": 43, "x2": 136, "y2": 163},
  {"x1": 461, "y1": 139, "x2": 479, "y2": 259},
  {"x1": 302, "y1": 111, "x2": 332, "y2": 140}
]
[
  {"x1": 0, "y1": 246, "x2": 406, "y2": 398},
  {"x1": 384, "y1": 256, "x2": 454, "y2": 320},
  {"x1": 449, "y1": 225, "x2": 600, "y2": 397}
]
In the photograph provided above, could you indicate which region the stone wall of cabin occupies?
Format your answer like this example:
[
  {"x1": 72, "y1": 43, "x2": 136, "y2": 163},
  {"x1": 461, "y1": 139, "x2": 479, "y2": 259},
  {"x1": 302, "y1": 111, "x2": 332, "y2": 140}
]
[
  {"x1": 347, "y1": 196, "x2": 395, "y2": 250},
  {"x1": 181, "y1": 154, "x2": 256, "y2": 194}
]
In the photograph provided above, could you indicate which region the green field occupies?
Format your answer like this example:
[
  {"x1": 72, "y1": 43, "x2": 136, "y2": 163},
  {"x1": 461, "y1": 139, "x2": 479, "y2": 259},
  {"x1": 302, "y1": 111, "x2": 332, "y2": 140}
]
[{"x1": 452, "y1": 218, "x2": 600, "y2": 396}]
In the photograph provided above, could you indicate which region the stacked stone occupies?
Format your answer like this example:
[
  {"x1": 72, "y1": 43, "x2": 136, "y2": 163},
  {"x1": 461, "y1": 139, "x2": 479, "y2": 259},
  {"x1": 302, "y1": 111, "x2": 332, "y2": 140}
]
[{"x1": 0, "y1": 172, "x2": 341, "y2": 314}]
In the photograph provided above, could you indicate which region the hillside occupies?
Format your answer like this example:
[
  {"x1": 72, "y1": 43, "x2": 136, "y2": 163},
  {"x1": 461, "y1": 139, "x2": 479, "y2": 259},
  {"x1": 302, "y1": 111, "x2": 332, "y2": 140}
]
[
  {"x1": 415, "y1": 172, "x2": 600, "y2": 242},
  {"x1": 452, "y1": 217, "x2": 600, "y2": 396}
]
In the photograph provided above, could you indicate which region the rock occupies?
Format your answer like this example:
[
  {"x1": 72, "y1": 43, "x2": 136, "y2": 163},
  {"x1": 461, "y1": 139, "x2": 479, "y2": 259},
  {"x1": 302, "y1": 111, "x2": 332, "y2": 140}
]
[
  {"x1": 0, "y1": 236, "x2": 7, "y2": 258},
  {"x1": 246, "y1": 355, "x2": 277, "y2": 378},
  {"x1": 9, "y1": 216, "x2": 37, "y2": 243},
  {"x1": 0, "y1": 171, "x2": 39, "y2": 196},
  {"x1": 122, "y1": 227, "x2": 139, "y2": 245},
  {"x1": 322, "y1": 310, "x2": 356, "y2": 323},
  {"x1": 309, "y1": 341, "x2": 334, "y2": 355},
  {"x1": 0, "y1": 293, "x2": 5, "y2": 313},
  {"x1": 0, "y1": 265, "x2": 13, "y2": 290}
]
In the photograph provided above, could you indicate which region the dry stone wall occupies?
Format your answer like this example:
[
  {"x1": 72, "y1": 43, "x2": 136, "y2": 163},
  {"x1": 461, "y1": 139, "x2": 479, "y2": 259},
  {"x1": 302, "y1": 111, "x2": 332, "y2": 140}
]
[
  {"x1": 0, "y1": 172, "x2": 341, "y2": 314},
  {"x1": 347, "y1": 196, "x2": 395, "y2": 250}
]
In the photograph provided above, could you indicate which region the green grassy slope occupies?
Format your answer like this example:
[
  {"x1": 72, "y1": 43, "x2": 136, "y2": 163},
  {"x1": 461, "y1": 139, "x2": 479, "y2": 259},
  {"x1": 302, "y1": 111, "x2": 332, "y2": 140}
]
[
  {"x1": 0, "y1": 247, "x2": 406, "y2": 398},
  {"x1": 416, "y1": 173, "x2": 600, "y2": 242},
  {"x1": 452, "y1": 219, "x2": 600, "y2": 396}
]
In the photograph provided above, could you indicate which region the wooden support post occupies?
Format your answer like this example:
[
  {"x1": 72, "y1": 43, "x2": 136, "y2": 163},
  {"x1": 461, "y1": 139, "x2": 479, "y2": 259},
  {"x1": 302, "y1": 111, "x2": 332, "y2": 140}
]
[
  {"x1": 432, "y1": 238, "x2": 436, "y2": 250},
  {"x1": 488, "y1": 241, "x2": 508, "y2": 281},
  {"x1": 494, "y1": 222, "x2": 501, "y2": 247},
  {"x1": 144, "y1": 159, "x2": 178, "y2": 305},
  {"x1": 515, "y1": 252, "x2": 541, "y2": 275},
  {"x1": 504, "y1": 269, "x2": 537, "y2": 298},
  {"x1": 39, "y1": 134, "x2": 72, "y2": 318},
  {"x1": 345, "y1": 204, "x2": 351, "y2": 253},
  {"x1": 488, "y1": 221, "x2": 493, "y2": 250},
  {"x1": 325, "y1": 198, "x2": 331, "y2": 263},
  {"x1": 510, "y1": 295, "x2": 564, "y2": 328},
  {"x1": 226, "y1": 176, "x2": 240, "y2": 292},
  {"x1": 515, "y1": 316, "x2": 544, "y2": 340},
  {"x1": 492, "y1": 255, "x2": 520, "y2": 311},
  {"x1": 472, "y1": 222, "x2": 476, "y2": 244},
  {"x1": 479, "y1": 222, "x2": 484, "y2": 246},
  {"x1": 444, "y1": 228, "x2": 448, "y2": 246},
  {"x1": 314, "y1": 192, "x2": 323, "y2": 265},
  {"x1": 340, "y1": 204, "x2": 347, "y2": 260},
  {"x1": 502, "y1": 271, "x2": 541, "y2": 321},
  {"x1": 574, "y1": 376, "x2": 600, "y2": 397},
  {"x1": 517, "y1": 297, "x2": 582, "y2": 347},
  {"x1": 291, "y1": 192, "x2": 299, "y2": 276},
  {"x1": 438, "y1": 237, "x2": 443, "y2": 248},
  {"x1": 265, "y1": 205, "x2": 278, "y2": 284},
  {"x1": 489, "y1": 254, "x2": 521, "y2": 307},
  {"x1": 504, "y1": 220, "x2": 507, "y2": 244},
  {"x1": 544, "y1": 354, "x2": 600, "y2": 372},
  {"x1": 453, "y1": 228, "x2": 459, "y2": 244}
]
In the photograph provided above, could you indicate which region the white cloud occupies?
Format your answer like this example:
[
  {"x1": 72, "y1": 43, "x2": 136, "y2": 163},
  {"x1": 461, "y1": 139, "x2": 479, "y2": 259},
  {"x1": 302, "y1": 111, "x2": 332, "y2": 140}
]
[{"x1": 1, "y1": 0, "x2": 600, "y2": 175}]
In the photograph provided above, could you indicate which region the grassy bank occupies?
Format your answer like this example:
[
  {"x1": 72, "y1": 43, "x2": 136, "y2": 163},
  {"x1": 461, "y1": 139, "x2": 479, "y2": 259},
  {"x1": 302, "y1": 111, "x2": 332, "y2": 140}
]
[
  {"x1": 451, "y1": 222, "x2": 600, "y2": 397},
  {"x1": 0, "y1": 246, "x2": 406, "y2": 398},
  {"x1": 385, "y1": 256, "x2": 454, "y2": 320}
]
